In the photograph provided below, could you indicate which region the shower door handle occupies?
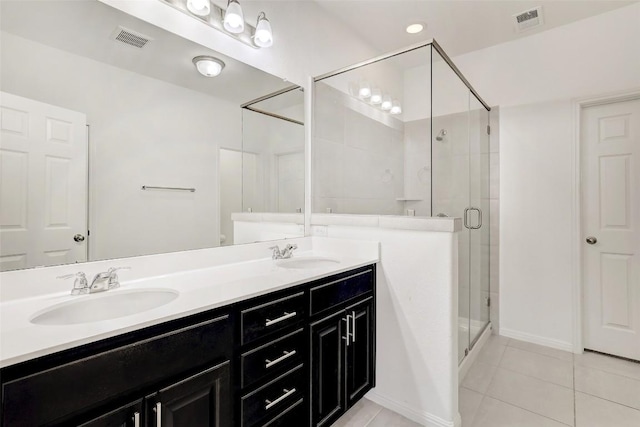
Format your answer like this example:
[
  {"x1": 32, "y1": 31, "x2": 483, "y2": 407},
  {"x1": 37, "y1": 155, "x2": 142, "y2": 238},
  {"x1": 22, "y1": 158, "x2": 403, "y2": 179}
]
[{"x1": 464, "y1": 207, "x2": 482, "y2": 229}]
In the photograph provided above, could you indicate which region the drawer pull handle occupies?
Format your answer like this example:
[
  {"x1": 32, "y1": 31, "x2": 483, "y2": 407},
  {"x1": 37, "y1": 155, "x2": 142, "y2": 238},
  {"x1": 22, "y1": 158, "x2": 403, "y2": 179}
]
[
  {"x1": 265, "y1": 311, "x2": 297, "y2": 327},
  {"x1": 265, "y1": 388, "x2": 296, "y2": 410},
  {"x1": 265, "y1": 350, "x2": 297, "y2": 368},
  {"x1": 133, "y1": 412, "x2": 140, "y2": 427},
  {"x1": 153, "y1": 402, "x2": 162, "y2": 426}
]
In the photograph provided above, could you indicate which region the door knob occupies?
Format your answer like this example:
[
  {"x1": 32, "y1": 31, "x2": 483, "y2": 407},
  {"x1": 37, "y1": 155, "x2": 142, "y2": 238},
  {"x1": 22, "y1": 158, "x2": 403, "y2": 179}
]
[
  {"x1": 586, "y1": 236, "x2": 597, "y2": 245},
  {"x1": 73, "y1": 234, "x2": 85, "y2": 243}
]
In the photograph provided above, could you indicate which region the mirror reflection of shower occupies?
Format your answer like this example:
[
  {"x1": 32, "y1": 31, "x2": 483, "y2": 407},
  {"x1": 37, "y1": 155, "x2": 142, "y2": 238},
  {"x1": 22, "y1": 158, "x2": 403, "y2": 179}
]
[{"x1": 436, "y1": 129, "x2": 447, "y2": 141}]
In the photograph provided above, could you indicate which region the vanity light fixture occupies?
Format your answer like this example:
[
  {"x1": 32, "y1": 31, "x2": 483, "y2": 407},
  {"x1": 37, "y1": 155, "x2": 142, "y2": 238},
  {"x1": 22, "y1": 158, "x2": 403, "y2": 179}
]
[
  {"x1": 370, "y1": 88, "x2": 382, "y2": 105},
  {"x1": 223, "y1": 0, "x2": 245, "y2": 34},
  {"x1": 186, "y1": 0, "x2": 210, "y2": 16},
  {"x1": 254, "y1": 12, "x2": 273, "y2": 47},
  {"x1": 193, "y1": 56, "x2": 225, "y2": 77},
  {"x1": 381, "y1": 94, "x2": 392, "y2": 111},
  {"x1": 161, "y1": 0, "x2": 275, "y2": 48},
  {"x1": 390, "y1": 100, "x2": 402, "y2": 115}
]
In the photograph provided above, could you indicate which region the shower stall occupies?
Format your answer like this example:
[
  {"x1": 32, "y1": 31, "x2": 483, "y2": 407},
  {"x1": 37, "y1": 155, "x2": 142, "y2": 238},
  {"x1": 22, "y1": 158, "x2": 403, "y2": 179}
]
[{"x1": 312, "y1": 40, "x2": 491, "y2": 362}]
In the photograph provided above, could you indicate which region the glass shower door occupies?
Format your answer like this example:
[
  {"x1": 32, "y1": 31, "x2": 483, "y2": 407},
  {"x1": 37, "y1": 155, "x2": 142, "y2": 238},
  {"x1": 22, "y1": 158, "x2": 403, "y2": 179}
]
[{"x1": 468, "y1": 95, "x2": 491, "y2": 348}]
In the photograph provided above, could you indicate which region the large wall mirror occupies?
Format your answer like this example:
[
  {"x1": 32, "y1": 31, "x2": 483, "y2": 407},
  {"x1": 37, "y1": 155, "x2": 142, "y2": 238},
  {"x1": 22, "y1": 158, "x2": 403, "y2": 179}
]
[{"x1": 0, "y1": 0, "x2": 304, "y2": 272}]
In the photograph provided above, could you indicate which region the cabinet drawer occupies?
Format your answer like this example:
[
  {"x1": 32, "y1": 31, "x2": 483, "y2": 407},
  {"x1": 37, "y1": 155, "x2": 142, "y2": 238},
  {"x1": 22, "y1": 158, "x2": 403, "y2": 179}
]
[
  {"x1": 263, "y1": 398, "x2": 306, "y2": 427},
  {"x1": 309, "y1": 269, "x2": 373, "y2": 316},
  {"x1": 241, "y1": 364, "x2": 305, "y2": 427},
  {"x1": 241, "y1": 328, "x2": 305, "y2": 389},
  {"x1": 241, "y1": 292, "x2": 305, "y2": 345},
  {"x1": 2, "y1": 314, "x2": 231, "y2": 427}
]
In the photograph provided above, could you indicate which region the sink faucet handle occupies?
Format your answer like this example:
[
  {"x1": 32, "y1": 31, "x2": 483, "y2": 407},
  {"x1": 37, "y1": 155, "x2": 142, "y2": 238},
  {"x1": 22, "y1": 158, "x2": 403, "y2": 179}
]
[
  {"x1": 269, "y1": 246, "x2": 282, "y2": 259},
  {"x1": 58, "y1": 272, "x2": 89, "y2": 295},
  {"x1": 106, "y1": 267, "x2": 130, "y2": 289}
]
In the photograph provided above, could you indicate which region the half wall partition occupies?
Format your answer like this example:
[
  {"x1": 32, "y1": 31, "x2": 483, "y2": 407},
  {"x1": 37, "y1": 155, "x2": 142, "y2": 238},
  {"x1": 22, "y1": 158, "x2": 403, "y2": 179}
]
[{"x1": 312, "y1": 40, "x2": 491, "y2": 362}]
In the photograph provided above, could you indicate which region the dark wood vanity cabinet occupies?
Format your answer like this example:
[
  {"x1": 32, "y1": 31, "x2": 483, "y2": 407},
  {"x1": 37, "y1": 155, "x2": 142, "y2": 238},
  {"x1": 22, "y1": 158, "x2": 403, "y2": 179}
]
[
  {"x1": 309, "y1": 270, "x2": 376, "y2": 427},
  {"x1": 0, "y1": 264, "x2": 375, "y2": 427}
]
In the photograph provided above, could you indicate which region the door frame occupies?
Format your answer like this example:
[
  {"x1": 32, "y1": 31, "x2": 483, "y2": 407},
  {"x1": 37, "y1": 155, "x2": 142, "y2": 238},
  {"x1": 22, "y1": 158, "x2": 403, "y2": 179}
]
[{"x1": 571, "y1": 88, "x2": 640, "y2": 354}]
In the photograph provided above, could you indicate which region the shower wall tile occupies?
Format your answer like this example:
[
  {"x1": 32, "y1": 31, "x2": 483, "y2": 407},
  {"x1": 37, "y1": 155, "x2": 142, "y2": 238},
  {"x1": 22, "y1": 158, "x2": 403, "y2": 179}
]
[{"x1": 490, "y1": 153, "x2": 500, "y2": 200}]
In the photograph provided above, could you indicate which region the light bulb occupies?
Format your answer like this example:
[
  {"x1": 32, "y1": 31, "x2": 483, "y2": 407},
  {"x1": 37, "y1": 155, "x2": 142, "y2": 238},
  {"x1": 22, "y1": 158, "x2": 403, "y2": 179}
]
[
  {"x1": 358, "y1": 81, "x2": 371, "y2": 98},
  {"x1": 370, "y1": 88, "x2": 382, "y2": 104},
  {"x1": 224, "y1": 0, "x2": 245, "y2": 34},
  {"x1": 187, "y1": 0, "x2": 210, "y2": 16},
  {"x1": 381, "y1": 95, "x2": 392, "y2": 111},
  {"x1": 193, "y1": 56, "x2": 225, "y2": 77},
  {"x1": 254, "y1": 13, "x2": 273, "y2": 47},
  {"x1": 390, "y1": 100, "x2": 402, "y2": 114}
]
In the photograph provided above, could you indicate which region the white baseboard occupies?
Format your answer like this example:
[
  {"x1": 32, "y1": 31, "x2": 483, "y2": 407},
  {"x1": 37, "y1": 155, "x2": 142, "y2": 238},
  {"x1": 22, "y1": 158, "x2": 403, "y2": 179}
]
[
  {"x1": 500, "y1": 328, "x2": 573, "y2": 352},
  {"x1": 365, "y1": 390, "x2": 457, "y2": 427}
]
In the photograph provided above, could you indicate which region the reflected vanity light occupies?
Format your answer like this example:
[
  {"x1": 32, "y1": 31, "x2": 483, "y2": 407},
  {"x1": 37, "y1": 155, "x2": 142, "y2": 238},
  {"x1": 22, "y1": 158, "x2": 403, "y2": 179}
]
[
  {"x1": 358, "y1": 81, "x2": 371, "y2": 98},
  {"x1": 381, "y1": 95, "x2": 392, "y2": 111},
  {"x1": 390, "y1": 100, "x2": 402, "y2": 115},
  {"x1": 370, "y1": 88, "x2": 382, "y2": 104},
  {"x1": 193, "y1": 56, "x2": 225, "y2": 77}
]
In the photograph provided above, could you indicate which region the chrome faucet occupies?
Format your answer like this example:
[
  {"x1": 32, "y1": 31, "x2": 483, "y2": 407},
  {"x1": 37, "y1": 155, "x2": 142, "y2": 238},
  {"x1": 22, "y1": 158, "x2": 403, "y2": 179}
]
[
  {"x1": 58, "y1": 267, "x2": 130, "y2": 295},
  {"x1": 269, "y1": 244, "x2": 298, "y2": 260}
]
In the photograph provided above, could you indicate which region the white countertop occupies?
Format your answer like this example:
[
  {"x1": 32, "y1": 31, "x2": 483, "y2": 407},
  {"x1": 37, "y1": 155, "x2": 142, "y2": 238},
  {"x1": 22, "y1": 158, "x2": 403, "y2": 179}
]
[{"x1": 0, "y1": 243, "x2": 378, "y2": 368}]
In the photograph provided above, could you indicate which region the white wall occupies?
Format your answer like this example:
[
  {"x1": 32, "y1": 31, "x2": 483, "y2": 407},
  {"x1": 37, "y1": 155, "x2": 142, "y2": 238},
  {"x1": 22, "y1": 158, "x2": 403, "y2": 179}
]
[
  {"x1": 1, "y1": 32, "x2": 241, "y2": 261},
  {"x1": 448, "y1": 3, "x2": 640, "y2": 348}
]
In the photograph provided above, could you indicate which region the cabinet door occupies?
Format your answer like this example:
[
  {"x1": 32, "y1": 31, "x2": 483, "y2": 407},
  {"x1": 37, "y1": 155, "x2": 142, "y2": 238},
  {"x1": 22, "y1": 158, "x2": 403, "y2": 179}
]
[
  {"x1": 310, "y1": 311, "x2": 346, "y2": 427},
  {"x1": 346, "y1": 297, "x2": 375, "y2": 407},
  {"x1": 149, "y1": 361, "x2": 232, "y2": 427},
  {"x1": 78, "y1": 399, "x2": 143, "y2": 427}
]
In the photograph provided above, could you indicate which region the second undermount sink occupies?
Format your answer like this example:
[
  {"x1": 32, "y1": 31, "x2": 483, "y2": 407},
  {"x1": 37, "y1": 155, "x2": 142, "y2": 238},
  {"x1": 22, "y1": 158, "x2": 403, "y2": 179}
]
[
  {"x1": 30, "y1": 288, "x2": 179, "y2": 326},
  {"x1": 276, "y1": 256, "x2": 341, "y2": 269}
]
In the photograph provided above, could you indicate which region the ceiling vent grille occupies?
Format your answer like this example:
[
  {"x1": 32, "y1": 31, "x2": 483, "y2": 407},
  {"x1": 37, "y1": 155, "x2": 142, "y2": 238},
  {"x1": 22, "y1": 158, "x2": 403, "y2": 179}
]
[
  {"x1": 110, "y1": 26, "x2": 152, "y2": 48},
  {"x1": 513, "y1": 6, "x2": 544, "y2": 33}
]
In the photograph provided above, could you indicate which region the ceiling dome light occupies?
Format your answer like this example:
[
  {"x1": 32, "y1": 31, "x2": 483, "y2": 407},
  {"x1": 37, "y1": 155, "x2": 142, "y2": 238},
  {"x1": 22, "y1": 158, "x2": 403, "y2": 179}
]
[
  {"x1": 358, "y1": 81, "x2": 371, "y2": 98},
  {"x1": 381, "y1": 95, "x2": 392, "y2": 111},
  {"x1": 390, "y1": 100, "x2": 402, "y2": 115},
  {"x1": 193, "y1": 56, "x2": 225, "y2": 77},
  {"x1": 406, "y1": 23, "x2": 424, "y2": 34},
  {"x1": 370, "y1": 88, "x2": 382, "y2": 105},
  {"x1": 224, "y1": 0, "x2": 245, "y2": 34},
  {"x1": 254, "y1": 12, "x2": 273, "y2": 47},
  {"x1": 186, "y1": 0, "x2": 211, "y2": 17}
]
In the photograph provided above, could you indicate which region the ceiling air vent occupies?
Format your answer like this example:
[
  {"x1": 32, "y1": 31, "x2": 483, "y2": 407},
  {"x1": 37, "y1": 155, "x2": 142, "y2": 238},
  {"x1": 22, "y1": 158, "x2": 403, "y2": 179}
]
[
  {"x1": 110, "y1": 26, "x2": 152, "y2": 49},
  {"x1": 513, "y1": 6, "x2": 544, "y2": 33}
]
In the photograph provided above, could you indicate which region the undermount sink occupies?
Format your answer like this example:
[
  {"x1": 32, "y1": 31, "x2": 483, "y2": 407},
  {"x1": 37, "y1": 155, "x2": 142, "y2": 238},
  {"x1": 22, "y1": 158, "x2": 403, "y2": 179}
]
[
  {"x1": 276, "y1": 256, "x2": 340, "y2": 269},
  {"x1": 30, "y1": 288, "x2": 179, "y2": 326}
]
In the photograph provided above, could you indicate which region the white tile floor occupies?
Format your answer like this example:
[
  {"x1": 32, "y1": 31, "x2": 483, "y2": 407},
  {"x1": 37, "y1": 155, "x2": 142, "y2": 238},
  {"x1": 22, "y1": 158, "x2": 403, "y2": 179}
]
[{"x1": 334, "y1": 335, "x2": 640, "y2": 426}]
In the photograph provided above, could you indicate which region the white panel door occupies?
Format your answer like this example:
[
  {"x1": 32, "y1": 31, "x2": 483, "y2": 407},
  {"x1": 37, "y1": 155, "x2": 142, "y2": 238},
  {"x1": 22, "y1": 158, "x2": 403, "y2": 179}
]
[
  {"x1": 583, "y1": 97, "x2": 640, "y2": 361},
  {"x1": 0, "y1": 92, "x2": 87, "y2": 271}
]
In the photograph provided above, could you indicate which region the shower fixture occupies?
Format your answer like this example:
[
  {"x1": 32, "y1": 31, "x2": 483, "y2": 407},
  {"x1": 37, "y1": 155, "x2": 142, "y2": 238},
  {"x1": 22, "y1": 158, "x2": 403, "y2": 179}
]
[{"x1": 436, "y1": 129, "x2": 447, "y2": 141}]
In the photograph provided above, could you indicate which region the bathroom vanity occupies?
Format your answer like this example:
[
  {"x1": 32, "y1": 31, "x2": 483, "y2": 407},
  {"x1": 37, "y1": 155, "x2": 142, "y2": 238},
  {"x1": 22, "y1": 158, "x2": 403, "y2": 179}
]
[{"x1": 0, "y1": 257, "x2": 376, "y2": 427}]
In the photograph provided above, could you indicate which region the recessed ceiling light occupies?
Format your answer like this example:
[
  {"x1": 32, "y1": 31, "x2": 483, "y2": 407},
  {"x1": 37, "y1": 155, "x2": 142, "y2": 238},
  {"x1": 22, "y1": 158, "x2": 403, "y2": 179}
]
[{"x1": 406, "y1": 23, "x2": 424, "y2": 34}]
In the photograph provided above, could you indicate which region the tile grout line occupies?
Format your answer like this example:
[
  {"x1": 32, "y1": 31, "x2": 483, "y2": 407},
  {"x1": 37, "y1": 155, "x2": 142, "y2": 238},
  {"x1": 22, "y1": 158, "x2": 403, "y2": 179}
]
[
  {"x1": 574, "y1": 390, "x2": 640, "y2": 413},
  {"x1": 477, "y1": 392, "x2": 574, "y2": 427},
  {"x1": 362, "y1": 406, "x2": 384, "y2": 427},
  {"x1": 574, "y1": 361, "x2": 640, "y2": 382},
  {"x1": 491, "y1": 362, "x2": 574, "y2": 391}
]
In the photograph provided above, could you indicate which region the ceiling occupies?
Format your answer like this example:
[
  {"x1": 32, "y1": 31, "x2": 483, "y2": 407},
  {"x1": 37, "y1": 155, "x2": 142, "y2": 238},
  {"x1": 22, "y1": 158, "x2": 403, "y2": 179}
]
[
  {"x1": 0, "y1": 0, "x2": 290, "y2": 105},
  {"x1": 313, "y1": 0, "x2": 638, "y2": 57}
]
